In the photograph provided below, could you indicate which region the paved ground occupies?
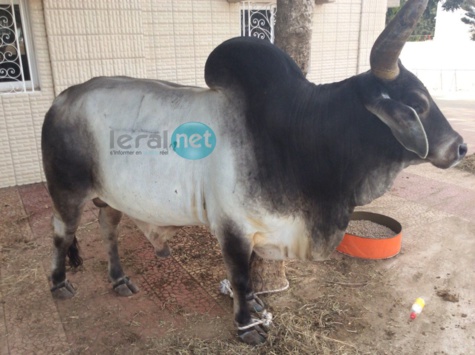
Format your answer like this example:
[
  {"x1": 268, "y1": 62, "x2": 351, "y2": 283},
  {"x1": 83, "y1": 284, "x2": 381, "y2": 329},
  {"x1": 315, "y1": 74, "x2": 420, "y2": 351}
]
[
  {"x1": 0, "y1": 98, "x2": 473, "y2": 354},
  {"x1": 435, "y1": 97, "x2": 475, "y2": 154}
]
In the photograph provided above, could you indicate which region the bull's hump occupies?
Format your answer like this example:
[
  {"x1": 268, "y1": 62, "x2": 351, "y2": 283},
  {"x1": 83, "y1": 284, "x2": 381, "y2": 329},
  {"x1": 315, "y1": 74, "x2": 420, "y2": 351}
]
[{"x1": 204, "y1": 37, "x2": 305, "y2": 95}]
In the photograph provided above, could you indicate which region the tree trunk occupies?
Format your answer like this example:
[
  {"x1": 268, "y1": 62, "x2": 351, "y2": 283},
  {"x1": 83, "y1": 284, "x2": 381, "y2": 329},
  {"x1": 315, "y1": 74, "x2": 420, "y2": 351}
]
[
  {"x1": 250, "y1": 0, "x2": 315, "y2": 294},
  {"x1": 274, "y1": 0, "x2": 315, "y2": 76}
]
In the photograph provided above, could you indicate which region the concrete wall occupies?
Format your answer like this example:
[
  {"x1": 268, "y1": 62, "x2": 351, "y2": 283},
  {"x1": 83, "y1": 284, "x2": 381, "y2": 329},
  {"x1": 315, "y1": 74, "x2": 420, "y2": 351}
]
[
  {"x1": 309, "y1": 0, "x2": 387, "y2": 83},
  {"x1": 43, "y1": 0, "x2": 242, "y2": 94},
  {"x1": 0, "y1": 0, "x2": 388, "y2": 188}
]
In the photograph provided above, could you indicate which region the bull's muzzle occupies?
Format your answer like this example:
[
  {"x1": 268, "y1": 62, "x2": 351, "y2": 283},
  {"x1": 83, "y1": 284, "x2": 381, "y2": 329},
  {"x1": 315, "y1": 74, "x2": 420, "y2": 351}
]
[{"x1": 430, "y1": 135, "x2": 467, "y2": 169}]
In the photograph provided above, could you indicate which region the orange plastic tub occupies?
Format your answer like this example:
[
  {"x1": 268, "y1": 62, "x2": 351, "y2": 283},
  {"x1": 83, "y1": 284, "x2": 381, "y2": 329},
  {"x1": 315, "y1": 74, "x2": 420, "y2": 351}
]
[{"x1": 337, "y1": 211, "x2": 402, "y2": 260}]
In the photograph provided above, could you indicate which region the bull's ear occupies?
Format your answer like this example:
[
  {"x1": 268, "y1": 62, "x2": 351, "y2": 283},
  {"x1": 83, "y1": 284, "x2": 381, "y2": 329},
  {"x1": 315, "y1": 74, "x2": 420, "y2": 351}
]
[{"x1": 366, "y1": 98, "x2": 428, "y2": 158}]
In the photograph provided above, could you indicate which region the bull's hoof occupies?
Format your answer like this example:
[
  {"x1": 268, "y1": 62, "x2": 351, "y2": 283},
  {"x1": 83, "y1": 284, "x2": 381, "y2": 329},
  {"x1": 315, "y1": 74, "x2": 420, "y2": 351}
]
[
  {"x1": 51, "y1": 280, "x2": 76, "y2": 299},
  {"x1": 238, "y1": 325, "x2": 268, "y2": 345},
  {"x1": 247, "y1": 295, "x2": 265, "y2": 313},
  {"x1": 154, "y1": 244, "x2": 171, "y2": 258},
  {"x1": 113, "y1": 276, "x2": 139, "y2": 297}
]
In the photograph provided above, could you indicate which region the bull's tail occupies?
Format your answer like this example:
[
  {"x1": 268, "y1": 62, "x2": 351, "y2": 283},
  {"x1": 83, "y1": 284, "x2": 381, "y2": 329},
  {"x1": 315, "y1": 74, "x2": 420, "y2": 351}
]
[{"x1": 67, "y1": 236, "x2": 83, "y2": 268}]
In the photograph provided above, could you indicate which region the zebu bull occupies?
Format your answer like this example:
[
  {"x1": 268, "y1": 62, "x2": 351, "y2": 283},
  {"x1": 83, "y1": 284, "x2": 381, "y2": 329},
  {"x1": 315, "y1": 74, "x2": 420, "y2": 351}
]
[{"x1": 42, "y1": 0, "x2": 466, "y2": 345}]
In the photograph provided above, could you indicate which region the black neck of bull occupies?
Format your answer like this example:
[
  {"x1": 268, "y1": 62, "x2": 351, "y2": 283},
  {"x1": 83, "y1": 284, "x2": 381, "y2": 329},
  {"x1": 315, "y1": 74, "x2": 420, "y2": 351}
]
[{"x1": 244, "y1": 74, "x2": 409, "y2": 231}]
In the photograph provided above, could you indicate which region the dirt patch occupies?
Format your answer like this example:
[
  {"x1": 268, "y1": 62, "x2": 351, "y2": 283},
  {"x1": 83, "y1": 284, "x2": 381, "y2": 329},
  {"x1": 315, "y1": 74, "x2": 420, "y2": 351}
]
[
  {"x1": 455, "y1": 153, "x2": 475, "y2": 174},
  {"x1": 130, "y1": 257, "x2": 373, "y2": 354},
  {"x1": 436, "y1": 289, "x2": 459, "y2": 303}
]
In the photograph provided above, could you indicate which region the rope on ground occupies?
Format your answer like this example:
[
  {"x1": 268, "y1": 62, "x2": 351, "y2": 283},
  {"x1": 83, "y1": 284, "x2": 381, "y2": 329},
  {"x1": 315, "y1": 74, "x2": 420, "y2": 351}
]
[
  {"x1": 255, "y1": 279, "x2": 290, "y2": 295},
  {"x1": 219, "y1": 278, "x2": 290, "y2": 298},
  {"x1": 219, "y1": 279, "x2": 234, "y2": 298}
]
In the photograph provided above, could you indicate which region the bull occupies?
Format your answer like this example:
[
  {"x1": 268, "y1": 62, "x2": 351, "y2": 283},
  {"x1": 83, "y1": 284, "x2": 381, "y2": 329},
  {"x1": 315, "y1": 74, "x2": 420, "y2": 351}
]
[{"x1": 41, "y1": 0, "x2": 466, "y2": 345}]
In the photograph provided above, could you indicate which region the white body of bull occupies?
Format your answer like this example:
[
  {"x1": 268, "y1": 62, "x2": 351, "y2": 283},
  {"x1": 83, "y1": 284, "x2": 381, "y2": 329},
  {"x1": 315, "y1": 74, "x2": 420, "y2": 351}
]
[{"x1": 72, "y1": 77, "x2": 311, "y2": 260}]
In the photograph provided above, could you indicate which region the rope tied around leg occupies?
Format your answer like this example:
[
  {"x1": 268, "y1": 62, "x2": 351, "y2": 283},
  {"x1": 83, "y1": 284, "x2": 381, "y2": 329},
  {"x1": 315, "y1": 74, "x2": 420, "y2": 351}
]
[
  {"x1": 237, "y1": 310, "x2": 273, "y2": 331},
  {"x1": 219, "y1": 278, "x2": 289, "y2": 330}
]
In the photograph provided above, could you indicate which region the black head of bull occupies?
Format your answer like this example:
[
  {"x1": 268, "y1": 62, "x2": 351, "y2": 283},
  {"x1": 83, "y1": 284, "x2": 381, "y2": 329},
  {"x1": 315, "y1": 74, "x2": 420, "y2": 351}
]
[
  {"x1": 364, "y1": 0, "x2": 466, "y2": 169},
  {"x1": 205, "y1": 0, "x2": 466, "y2": 215}
]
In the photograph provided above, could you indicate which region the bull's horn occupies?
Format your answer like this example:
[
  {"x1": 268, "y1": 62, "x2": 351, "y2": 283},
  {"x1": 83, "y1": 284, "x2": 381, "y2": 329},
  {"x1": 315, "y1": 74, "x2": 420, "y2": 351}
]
[{"x1": 370, "y1": 0, "x2": 428, "y2": 80}]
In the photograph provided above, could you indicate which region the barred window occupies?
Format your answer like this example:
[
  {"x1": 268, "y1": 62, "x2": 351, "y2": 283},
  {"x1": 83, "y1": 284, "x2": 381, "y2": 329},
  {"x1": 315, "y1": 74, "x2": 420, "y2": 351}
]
[
  {"x1": 0, "y1": 0, "x2": 37, "y2": 93},
  {"x1": 240, "y1": 2, "x2": 276, "y2": 43}
]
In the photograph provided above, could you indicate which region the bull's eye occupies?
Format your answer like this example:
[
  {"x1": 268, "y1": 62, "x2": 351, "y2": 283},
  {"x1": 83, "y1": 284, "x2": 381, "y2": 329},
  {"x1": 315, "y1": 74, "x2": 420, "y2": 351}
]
[
  {"x1": 406, "y1": 92, "x2": 429, "y2": 116},
  {"x1": 412, "y1": 104, "x2": 424, "y2": 115}
]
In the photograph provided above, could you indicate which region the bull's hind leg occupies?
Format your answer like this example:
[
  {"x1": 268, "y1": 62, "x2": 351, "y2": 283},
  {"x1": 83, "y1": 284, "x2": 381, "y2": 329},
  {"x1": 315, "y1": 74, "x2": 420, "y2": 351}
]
[
  {"x1": 219, "y1": 221, "x2": 268, "y2": 345},
  {"x1": 98, "y1": 205, "x2": 139, "y2": 296},
  {"x1": 50, "y1": 199, "x2": 85, "y2": 299}
]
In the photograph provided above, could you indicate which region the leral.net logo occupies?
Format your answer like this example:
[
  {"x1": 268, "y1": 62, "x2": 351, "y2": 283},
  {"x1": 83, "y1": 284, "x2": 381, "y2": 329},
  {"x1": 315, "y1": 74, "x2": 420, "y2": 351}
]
[
  {"x1": 109, "y1": 122, "x2": 216, "y2": 160},
  {"x1": 171, "y1": 122, "x2": 216, "y2": 160}
]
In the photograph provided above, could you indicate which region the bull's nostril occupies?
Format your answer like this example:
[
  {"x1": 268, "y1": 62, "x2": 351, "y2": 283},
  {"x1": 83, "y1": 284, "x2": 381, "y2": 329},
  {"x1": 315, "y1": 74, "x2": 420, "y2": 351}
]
[{"x1": 458, "y1": 143, "x2": 468, "y2": 158}]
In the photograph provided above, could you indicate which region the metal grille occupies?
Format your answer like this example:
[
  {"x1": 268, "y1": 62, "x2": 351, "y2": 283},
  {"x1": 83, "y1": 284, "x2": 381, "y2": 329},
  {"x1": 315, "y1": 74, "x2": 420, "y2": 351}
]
[
  {"x1": 241, "y1": 2, "x2": 277, "y2": 43},
  {"x1": 0, "y1": 0, "x2": 34, "y2": 94}
]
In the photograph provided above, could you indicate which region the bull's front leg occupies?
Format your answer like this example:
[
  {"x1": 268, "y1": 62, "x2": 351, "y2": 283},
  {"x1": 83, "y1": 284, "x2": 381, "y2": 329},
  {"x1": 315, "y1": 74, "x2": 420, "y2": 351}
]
[{"x1": 220, "y1": 222, "x2": 268, "y2": 345}]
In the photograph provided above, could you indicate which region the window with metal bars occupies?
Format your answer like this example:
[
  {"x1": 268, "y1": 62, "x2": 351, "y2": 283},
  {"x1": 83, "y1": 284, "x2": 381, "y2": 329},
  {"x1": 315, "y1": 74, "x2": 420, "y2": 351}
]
[
  {"x1": 240, "y1": 2, "x2": 276, "y2": 43},
  {"x1": 0, "y1": 0, "x2": 37, "y2": 93}
]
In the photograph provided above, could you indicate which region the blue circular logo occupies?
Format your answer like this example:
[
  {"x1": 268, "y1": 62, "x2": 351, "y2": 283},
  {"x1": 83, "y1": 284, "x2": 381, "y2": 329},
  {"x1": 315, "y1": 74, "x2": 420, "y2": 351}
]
[{"x1": 171, "y1": 122, "x2": 216, "y2": 160}]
